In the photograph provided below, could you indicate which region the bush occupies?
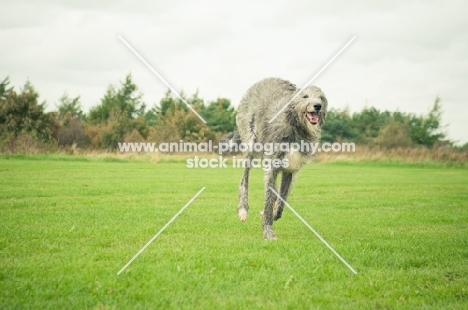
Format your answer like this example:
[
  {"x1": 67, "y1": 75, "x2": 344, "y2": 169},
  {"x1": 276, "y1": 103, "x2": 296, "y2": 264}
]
[
  {"x1": 374, "y1": 120, "x2": 412, "y2": 148},
  {"x1": 58, "y1": 118, "x2": 86, "y2": 147}
]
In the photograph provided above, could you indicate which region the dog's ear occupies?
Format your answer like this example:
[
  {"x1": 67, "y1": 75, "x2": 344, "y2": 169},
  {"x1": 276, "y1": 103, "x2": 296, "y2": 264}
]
[
  {"x1": 319, "y1": 94, "x2": 328, "y2": 126},
  {"x1": 287, "y1": 83, "x2": 297, "y2": 92}
]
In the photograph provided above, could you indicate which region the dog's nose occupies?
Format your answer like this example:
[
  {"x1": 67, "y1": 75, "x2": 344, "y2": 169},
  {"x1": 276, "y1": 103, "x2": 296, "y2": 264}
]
[{"x1": 313, "y1": 104, "x2": 322, "y2": 111}]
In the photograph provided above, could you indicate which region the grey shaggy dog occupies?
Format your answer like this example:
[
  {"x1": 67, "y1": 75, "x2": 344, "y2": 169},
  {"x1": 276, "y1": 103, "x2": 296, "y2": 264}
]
[{"x1": 228, "y1": 77, "x2": 328, "y2": 239}]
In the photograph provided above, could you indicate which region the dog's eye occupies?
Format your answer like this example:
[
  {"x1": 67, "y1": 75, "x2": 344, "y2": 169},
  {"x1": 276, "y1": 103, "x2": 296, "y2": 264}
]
[{"x1": 303, "y1": 95, "x2": 309, "y2": 98}]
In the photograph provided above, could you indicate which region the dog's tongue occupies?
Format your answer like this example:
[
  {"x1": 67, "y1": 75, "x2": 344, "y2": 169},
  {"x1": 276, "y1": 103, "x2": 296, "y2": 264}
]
[{"x1": 306, "y1": 112, "x2": 318, "y2": 124}]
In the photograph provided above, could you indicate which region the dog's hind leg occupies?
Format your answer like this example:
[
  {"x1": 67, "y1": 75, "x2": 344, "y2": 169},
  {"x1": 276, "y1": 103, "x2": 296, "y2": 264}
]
[
  {"x1": 237, "y1": 164, "x2": 251, "y2": 222},
  {"x1": 273, "y1": 171, "x2": 295, "y2": 221},
  {"x1": 262, "y1": 169, "x2": 279, "y2": 239}
]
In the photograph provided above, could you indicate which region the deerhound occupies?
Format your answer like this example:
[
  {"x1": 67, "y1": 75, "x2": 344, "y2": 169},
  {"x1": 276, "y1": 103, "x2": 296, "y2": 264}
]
[{"x1": 225, "y1": 78, "x2": 328, "y2": 239}]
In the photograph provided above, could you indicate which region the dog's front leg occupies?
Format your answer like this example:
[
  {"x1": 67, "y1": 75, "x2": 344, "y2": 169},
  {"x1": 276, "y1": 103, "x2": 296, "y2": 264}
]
[
  {"x1": 237, "y1": 165, "x2": 251, "y2": 222},
  {"x1": 262, "y1": 169, "x2": 278, "y2": 239},
  {"x1": 274, "y1": 171, "x2": 295, "y2": 221}
]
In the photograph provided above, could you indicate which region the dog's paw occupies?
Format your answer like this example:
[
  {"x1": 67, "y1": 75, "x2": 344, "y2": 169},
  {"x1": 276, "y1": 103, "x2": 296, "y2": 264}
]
[
  {"x1": 261, "y1": 210, "x2": 282, "y2": 221},
  {"x1": 263, "y1": 225, "x2": 277, "y2": 240},
  {"x1": 238, "y1": 209, "x2": 248, "y2": 222}
]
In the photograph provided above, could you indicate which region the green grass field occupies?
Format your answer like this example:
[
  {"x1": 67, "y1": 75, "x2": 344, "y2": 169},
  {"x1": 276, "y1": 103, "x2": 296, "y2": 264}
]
[{"x1": 1, "y1": 155, "x2": 467, "y2": 309}]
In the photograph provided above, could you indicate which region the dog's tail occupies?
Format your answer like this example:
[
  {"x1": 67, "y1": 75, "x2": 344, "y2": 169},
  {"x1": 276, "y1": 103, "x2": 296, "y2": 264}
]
[{"x1": 219, "y1": 131, "x2": 242, "y2": 154}]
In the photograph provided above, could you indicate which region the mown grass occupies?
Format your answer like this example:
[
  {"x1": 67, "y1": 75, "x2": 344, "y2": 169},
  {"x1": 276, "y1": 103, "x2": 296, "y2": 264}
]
[{"x1": 1, "y1": 155, "x2": 467, "y2": 309}]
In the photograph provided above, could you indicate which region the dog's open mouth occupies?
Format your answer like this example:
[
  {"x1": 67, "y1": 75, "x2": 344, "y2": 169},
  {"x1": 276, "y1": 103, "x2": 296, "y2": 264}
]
[{"x1": 305, "y1": 111, "x2": 319, "y2": 125}]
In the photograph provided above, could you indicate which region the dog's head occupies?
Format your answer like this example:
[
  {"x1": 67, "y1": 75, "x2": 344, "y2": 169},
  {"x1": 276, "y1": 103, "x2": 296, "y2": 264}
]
[{"x1": 288, "y1": 86, "x2": 328, "y2": 134}]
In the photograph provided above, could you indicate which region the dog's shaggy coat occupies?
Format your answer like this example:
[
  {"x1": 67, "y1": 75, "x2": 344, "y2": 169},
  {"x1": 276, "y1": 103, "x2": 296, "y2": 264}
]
[{"x1": 233, "y1": 77, "x2": 328, "y2": 239}]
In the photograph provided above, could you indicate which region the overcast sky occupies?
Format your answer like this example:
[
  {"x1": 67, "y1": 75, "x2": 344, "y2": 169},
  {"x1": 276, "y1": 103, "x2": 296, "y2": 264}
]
[{"x1": 1, "y1": 0, "x2": 467, "y2": 144}]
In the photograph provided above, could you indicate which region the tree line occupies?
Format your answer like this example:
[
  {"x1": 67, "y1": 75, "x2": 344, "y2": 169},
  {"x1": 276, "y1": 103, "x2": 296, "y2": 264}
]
[
  {"x1": 0, "y1": 74, "x2": 465, "y2": 153},
  {"x1": 0, "y1": 74, "x2": 235, "y2": 152},
  {"x1": 321, "y1": 100, "x2": 447, "y2": 148}
]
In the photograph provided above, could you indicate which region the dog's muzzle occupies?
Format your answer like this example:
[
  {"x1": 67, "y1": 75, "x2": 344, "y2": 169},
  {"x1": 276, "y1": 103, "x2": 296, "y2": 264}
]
[{"x1": 305, "y1": 111, "x2": 319, "y2": 125}]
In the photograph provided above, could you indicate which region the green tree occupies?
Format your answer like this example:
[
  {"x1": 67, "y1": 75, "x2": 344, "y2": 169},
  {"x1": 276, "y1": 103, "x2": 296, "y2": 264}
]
[
  {"x1": 0, "y1": 76, "x2": 13, "y2": 100},
  {"x1": 0, "y1": 80, "x2": 57, "y2": 141},
  {"x1": 321, "y1": 108, "x2": 358, "y2": 142},
  {"x1": 352, "y1": 107, "x2": 391, "y2": 144},
  {"x1": 152, "y1": 90, "x2": 203, "y2": 122},
  {"x1": 88, "y1": 74, "x2": 146, "y2": 124},
  {"x1": 56, "y1": 93, "x2": 84, "y2": 125},
  {"x1": 56, "y1": 93, "x2": 86, "y2": 147},
  {"x1": 144, "y1": 108, "x2": 158, "y2": 126},
  {"x1": 155, "y1": 90, "x2": 177, "y2": 118},
  {"x1": 148, "y1": 90, "x2": 217, "y2": 143},
  {"x1": 87, "y1": 74, "x2": 148, "y2": 148},
  {"x1": 408, "y1": 97, "x2": 445, "y2": 147},
  {"x1": 200, "y1": 98, "x2": 236, "y2": 133}
]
